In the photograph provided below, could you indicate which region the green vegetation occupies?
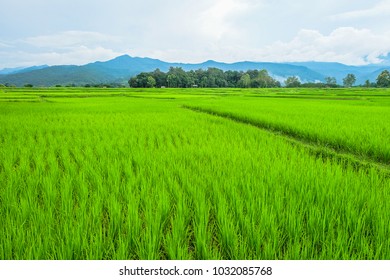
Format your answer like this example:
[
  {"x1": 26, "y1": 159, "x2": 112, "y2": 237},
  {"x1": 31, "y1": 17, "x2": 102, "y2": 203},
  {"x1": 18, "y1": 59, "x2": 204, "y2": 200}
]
[
  {"x1": 129, "y1": 68, "x2": 390, "y2": 88},
  {"x1": 343, "y1": 74, "x2": 356, "y2": 87},
  {"x1": 129, "y1": 67, "x2": 281, "y2": 88},
  {"x1": 285, "y1": 76, "x2": 301, "y2": 88},
  {"x1": 377, "y1": 70, "x2": 390, "y2": 88},
  {"x1": 184, "y1": 91, "x2": 390, "y2": 164},
  {"x1": 0, "y1": 87, "x2": 389, "y2": 260}
]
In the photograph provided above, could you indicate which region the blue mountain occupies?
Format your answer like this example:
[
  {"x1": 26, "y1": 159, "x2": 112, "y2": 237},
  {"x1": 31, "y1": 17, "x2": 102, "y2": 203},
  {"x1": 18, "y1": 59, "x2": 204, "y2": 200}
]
[
  {"x1": 0, "y1": 65, "x2": 48, "y2": 75},
  {"x1": 0, "y1": 55, "x2": 389, "y2": 86}
]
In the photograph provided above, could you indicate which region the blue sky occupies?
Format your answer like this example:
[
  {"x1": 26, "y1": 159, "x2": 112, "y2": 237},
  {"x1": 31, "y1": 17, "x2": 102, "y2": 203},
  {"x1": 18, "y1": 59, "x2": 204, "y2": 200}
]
[{"x1": 1, "y1": 0, "x2": 390, "y2": 67}]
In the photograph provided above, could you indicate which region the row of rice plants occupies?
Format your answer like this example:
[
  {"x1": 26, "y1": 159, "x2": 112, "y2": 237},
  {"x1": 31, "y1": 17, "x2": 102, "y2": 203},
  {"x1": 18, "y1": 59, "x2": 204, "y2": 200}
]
[
  {"x1": 183, "y1": 94, "x2": 390, "y2": 164},
  {"x1": 0, "y1": 93, "x2": 389, "y2": 259}
]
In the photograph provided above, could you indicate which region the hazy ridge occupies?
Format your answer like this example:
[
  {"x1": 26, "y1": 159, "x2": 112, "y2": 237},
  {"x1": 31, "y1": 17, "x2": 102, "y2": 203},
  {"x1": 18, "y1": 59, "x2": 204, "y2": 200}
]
[{"x1": 0, "y1": 55, "x2": 389, "y2": 86}]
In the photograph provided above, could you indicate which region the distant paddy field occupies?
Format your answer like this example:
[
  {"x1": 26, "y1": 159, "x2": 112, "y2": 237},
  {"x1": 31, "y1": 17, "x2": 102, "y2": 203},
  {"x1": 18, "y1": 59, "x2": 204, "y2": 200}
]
[{"x1": 0, "y1": 87, "x2": 389, "y2": 259}]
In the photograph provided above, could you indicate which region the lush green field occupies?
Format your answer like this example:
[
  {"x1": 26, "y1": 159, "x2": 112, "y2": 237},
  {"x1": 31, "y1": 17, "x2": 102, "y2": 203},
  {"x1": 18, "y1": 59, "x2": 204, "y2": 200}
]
[
  {"x1": 184, "y1": 90, "x2": 390, "y2": 165},
  {"x1": 0, "y1": 87, "x2": 389, "y2": 260}
]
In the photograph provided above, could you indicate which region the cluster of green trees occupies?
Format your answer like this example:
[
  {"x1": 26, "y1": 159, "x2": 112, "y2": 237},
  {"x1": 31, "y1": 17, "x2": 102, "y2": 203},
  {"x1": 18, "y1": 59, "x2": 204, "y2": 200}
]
[
  {"x1": 316, "y1": 73, "x2": 358, "y2": 88},
  {"x1": 2, "y1": 69, "x2": 389, "y2": 89},
  {"x1": 328, "y1": 70, "x2": 390, "y2": 88},
  {"x1": 129, "y1": 68, "x2": 390, "y2": 88},
  {"x1": 129, "y1": 67, "x2": 281, "y2": 88}
]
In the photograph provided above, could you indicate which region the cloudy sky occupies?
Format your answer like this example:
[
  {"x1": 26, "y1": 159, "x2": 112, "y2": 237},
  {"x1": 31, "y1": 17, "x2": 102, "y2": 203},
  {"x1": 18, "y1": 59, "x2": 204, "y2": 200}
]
[{"x1": 1, "y1": 0, "x2": 390, "y2": 68}]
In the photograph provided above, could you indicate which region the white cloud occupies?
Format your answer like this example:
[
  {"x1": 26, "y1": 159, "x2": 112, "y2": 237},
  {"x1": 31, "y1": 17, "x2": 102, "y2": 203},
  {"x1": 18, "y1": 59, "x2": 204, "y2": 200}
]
[
  {"x1": 0, "y1": 41, "x2": 11, "y2": 48},
  {"x1": 0, "y1": 31, "x2": 125, "y2": 67},
  {"x1": 30, "y1": 46, "x2": 122, "y2": 65},
  {"x1": 249, "y1": 27, "x2": 390, "y2": 65},
  {"x1": 198, "y1": 0, "x2": 259, "y2": 40},
  {"x1": 2, "y1": 0, "x2": 390, "y2": 68},
  {"x1": 0, "y1": 46, "x2": 122, "y2": 68},
  {"x1": 128, "y1": 27, "x2": 390, "y2": 66},
  {"x1": 24, "y1": 31, "x2": 121, "y2": 49},
  {"x1": 2, "y1": 27, "x2": 390, "y2": 68},
  {"x1": 332, "y1": 0, "x2": 390, "y2": 20}
]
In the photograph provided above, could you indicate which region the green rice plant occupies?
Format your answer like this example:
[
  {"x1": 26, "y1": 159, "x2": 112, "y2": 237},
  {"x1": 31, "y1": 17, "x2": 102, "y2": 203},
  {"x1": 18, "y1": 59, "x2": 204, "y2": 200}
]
[
  {"x1": 0, "y1": 88, "x2": 389, "y2": 260},
  {"x1": 184, "y1": 92, "x2": 390, "y2": 165},
  {"x1": 164, "y1": 190, "x2": 192, "y2": 259}
]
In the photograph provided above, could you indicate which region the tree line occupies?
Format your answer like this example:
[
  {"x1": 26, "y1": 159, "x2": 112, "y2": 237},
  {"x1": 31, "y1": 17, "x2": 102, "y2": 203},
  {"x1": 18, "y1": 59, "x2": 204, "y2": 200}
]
[
  {"x1": 129, "y1": 67, "x2": 281, "y2": 88},
  {"x1": 128, "y1": 67, "x2": 390, "y2": 88},
  {"x1": 1, "y1": 68, "x2": 389, "y2": 89}
]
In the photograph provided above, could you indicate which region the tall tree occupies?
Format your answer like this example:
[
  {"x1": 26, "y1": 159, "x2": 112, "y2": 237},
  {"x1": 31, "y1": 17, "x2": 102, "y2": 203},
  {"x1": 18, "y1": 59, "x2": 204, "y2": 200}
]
[
  {"x1": 152, "y1": 68, "x2": 167, "y2": 87},
  {"x1": 225, "y1": 70, "x2": 241, "y2": 87},
  {"x1": 343, "y1": 73, "x2": 356, "y2": 88},
  {"x1": 376, "y1": 70, "x2": 390, "y2": 87},
  {"x1": 128, "y1": 72, "x2": 150, "y2": 87},
  {"x1": 167, "y1": 74, "x2": 179, "y2": 88},
  {"x1": 252, "y1": 70, "x2": 278, "y2": 88},
  {"x1": 325, "y1": 76, "x2": 337, "y2": 87},
  {"x1": 238, "y1": 74, "x2": 251, "y2": 88},
  {"x1": 167, "y1": 67, "x2": 192, "y2": 87},
  {"x1": 206, "y1": 68, "x2": 227, "y2": 87},
  {"x1": 285, "y1": 76, "x2": 301, "y2": 88},
  {"x1": 146, "y1": 76, "x2": 156, "y2": 88}
]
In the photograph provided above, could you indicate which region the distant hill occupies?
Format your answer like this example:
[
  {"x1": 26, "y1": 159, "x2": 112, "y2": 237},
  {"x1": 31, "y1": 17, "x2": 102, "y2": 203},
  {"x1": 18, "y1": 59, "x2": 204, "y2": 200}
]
[
  {"x1": 0, "y1": 55, "x2": 389, "y2": 86},
  {"x1": 0, "y1": 67, "x2": 26, "y2": 75},
  {"x1": 0, "y1": 65, "x2": 48, "y2": 75}
]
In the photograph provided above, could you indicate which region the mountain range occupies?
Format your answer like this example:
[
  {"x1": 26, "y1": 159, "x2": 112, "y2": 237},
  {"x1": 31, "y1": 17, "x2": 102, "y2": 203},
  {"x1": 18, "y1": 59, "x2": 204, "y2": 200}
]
[{"x1": 0, "y1": 55, "x2": 389, "y2": 86}]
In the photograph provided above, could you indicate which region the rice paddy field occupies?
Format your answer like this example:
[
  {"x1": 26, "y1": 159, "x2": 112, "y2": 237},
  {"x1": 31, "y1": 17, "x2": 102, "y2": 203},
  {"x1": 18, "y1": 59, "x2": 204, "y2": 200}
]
[{"x1": 0, "y1": 87, "x2": 389, "y2": 260}]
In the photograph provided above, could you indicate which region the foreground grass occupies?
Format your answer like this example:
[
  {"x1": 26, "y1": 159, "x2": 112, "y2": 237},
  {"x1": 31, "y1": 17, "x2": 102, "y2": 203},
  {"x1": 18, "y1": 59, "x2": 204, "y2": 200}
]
[{"x1": 0, "y1": 88, "x2": 389, "y2": 259}]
